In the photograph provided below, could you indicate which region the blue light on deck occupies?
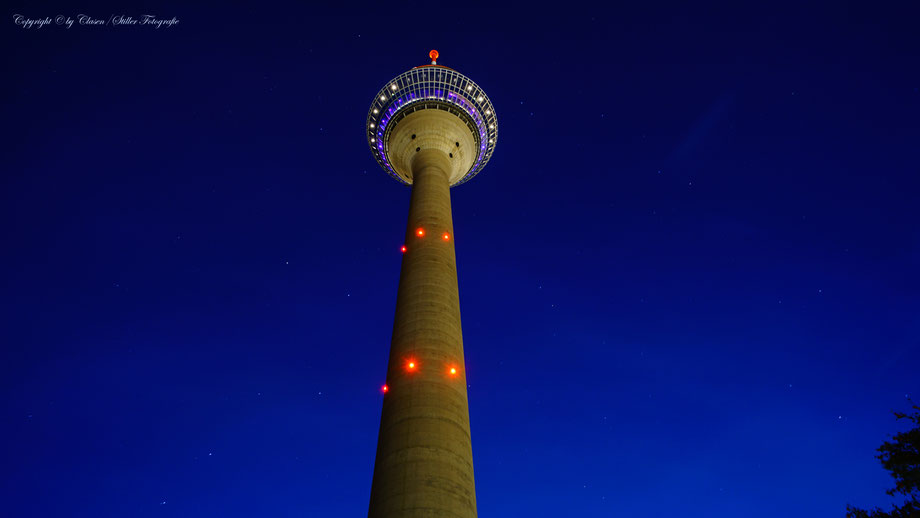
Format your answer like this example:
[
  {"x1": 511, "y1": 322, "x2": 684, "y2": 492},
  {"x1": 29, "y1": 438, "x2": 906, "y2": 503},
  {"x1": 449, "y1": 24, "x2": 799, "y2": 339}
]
[{"x1": 367, "y1": 57, "x2": 498, "y2": 186}]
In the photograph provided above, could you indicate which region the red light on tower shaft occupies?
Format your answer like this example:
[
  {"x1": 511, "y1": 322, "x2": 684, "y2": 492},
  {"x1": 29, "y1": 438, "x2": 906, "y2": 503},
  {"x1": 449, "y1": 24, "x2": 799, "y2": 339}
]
[
  {"x1": 400, "y1": 245, "x2": 407, "y2": 253},
  {"x1": 449, "y1": 366, "x2": 457, "y2": 376},
  {"x1": 416, "y1": 228, "x2": 425, "y2": 237},
  {"x1": 442, "y1": 232, "x2": 450, "y2": 241},
  {"x1": 406, "y1": 360, "x2": 418, "y2": 371},
  {"x1": 382, "y1": 384, "x2": 389, "y2": 393}
]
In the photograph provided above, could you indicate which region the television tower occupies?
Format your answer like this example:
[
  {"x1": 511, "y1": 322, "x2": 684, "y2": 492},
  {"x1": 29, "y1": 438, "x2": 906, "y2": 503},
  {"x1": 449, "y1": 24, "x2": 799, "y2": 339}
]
[{"x1": 365, "y1": 50, "x2": 498, "y2": 518}]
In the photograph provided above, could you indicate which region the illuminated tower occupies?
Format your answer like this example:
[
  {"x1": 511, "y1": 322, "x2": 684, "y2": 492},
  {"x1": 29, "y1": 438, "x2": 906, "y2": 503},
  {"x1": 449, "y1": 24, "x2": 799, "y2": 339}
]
[{"x1": 365, "y1": 50, "x2": 497, "y2": 518}]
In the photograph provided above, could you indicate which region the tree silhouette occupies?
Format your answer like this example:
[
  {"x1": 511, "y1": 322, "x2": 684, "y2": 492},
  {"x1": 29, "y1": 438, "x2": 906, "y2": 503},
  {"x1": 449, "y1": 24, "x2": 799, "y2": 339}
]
[{"x1": 847, "y1": 403, "x2": 920, "y2": 518}]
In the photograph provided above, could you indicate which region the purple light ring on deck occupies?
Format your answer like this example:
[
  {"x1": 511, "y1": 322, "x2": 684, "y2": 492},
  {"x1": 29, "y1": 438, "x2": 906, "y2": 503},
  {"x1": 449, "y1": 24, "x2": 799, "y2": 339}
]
[{"x1": 366, "y1": 65, "x2": 498, "y2": 187}]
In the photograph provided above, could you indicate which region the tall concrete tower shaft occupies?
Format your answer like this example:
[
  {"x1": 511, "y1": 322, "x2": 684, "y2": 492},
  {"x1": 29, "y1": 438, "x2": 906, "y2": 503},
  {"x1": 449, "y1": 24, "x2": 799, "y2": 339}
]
[
  {"x1": 368, "y1": 149, "x2": 474, "y2": 517},
  {"x1": 365, "y1": 52, "x2": 498, "y2": 518}
]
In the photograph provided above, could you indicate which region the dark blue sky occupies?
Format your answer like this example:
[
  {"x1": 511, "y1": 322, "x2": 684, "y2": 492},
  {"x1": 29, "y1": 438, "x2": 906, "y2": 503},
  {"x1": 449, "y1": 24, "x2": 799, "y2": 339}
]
[{"x1": 3, "y1": 2, "x2": 918, "y2": 517}]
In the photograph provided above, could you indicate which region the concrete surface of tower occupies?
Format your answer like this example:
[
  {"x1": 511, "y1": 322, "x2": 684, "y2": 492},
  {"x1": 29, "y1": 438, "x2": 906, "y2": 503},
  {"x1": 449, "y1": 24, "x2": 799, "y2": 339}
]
[{"x1": 364, "y1": 50, "x2": 498, "y2": 518}]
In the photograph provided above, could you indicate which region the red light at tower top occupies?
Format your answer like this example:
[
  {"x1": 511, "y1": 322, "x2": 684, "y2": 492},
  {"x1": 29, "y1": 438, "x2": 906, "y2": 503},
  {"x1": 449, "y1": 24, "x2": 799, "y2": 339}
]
[{"x1": 429, "y1": 49, "x2": 439, "y2": 64}]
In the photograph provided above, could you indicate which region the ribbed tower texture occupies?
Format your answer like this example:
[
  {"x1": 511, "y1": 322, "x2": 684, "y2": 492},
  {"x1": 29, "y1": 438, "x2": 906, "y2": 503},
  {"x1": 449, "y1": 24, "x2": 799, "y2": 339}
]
[
  {"x1": 365, "y1": 53, "x2": 498, "y2": 518},
  {"x1": 368, "y1": 150, "x2": 475, "y2": 517}
]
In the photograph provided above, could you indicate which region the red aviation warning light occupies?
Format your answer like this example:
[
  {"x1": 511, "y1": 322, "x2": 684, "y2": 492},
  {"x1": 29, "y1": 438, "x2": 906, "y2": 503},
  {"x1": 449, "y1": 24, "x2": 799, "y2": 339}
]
[
  {"x1": 416, "y1": 228, "x2": 425, "y2": 238},
  {"x1": 382, "y1": 384, "x2": 389, "y2": 393},
  {"x1": 407, "y1": 360, "x2": 417, "y2": 371},
  {"x1": 449, "y1": 366, "x2": 457, "y2": 376},
  {"x1": 400, "y1": 245, "x2": 407, "y2": 253},
  {"x1": 429, "y1": 49, "x2": 439, "y2": 64},
  {"x1": 442, "y1": 232, "x2": 450, "y2": 241}
]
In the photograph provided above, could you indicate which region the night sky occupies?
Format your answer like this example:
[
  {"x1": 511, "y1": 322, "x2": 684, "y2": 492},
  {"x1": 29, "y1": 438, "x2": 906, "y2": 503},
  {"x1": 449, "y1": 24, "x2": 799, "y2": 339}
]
[{"x1": 3, "y1": 3, "x2": 919, "y2": 517}]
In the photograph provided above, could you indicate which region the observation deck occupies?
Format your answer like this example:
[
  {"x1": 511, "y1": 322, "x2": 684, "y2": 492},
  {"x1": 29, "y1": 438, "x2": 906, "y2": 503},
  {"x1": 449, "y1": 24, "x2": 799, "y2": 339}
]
[{"x1": 366, "y1": 51, "x2": 498, "y2": 187}]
